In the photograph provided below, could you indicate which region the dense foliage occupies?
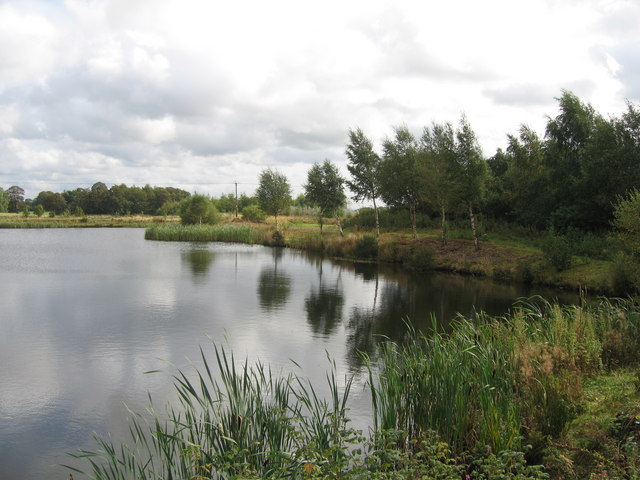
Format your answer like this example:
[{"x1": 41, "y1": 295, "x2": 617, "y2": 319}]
[
  {"x1": 342, "y1": 91, "x2": 640, "y2": 243},
  {"x1": 180, "y1": 194, "x2": 220, "y2": 225},
  {"x1": 304, "y1": 160, "x2": 347, "y2": 234},
  {"x1": 256, "y1": 168, "x2": 292, "y2": 231}
]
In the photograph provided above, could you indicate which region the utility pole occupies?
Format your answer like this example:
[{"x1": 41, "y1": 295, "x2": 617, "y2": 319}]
[{"x1": 234, "y1": 181, "x2": 238, "y2": 218}]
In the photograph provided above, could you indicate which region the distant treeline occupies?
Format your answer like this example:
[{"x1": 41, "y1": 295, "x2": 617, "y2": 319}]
[{"x1": 0, "y1": 183, "x2": 193, "y2": 216}]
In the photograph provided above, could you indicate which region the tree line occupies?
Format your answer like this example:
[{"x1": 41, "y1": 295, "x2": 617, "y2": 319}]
[
  {"x1": 0, "y1": 183, "x2": 192, "y2": 216},
  {"x1": 344, "y1": 91, "x2": 640, "y2": 245},
  {"x1": 245, "y1": 90, "x2": 640, "y2": 251},
  {"x1": 3, "y1": 91, "x2": 639, "y2": 242}
]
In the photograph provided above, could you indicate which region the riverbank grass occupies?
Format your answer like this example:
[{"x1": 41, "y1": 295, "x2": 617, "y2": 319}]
[{"x1": 0, "y1": 212, "x2": 179, "y2": 228}]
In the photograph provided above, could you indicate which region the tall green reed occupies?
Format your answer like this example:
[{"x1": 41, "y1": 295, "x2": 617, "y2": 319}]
[
  {"x1": 367, "y1": 319, "x2": 520, "y2": 454},
  {"x1": 67, "y1": 344, "x2": 357, "y2": 479},
  {"x1": 145, "y1": 224, "x2": 262, "y2": 244}
]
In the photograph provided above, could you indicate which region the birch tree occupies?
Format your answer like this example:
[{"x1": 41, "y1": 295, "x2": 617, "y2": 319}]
[
  {"x1": 345, "y1": 127, "x2": 382, "y2": 236},
  {"x1": 256, "y1": 168, "x2": 292, "y2": 232},
  {"x1": 453, "y1": 116, "x2": 487, "y2": 250},
  {"x1": 304, "y1": 160, "x2": 347, "y2": 235},
  {"x1": 378, "y1": 125, "x2": 423, "y2": 240},
  {"x1": 420, "y1": 122, "x2": 457, "y2": 245}
]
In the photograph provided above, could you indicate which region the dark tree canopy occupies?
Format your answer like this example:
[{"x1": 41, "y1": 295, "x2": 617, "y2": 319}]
[{"x1": 7, "y1": 185, "x2": 25, "y2": 213}]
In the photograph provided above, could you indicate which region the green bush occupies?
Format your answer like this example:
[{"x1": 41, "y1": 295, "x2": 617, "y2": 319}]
[
  {"x1": 612, "y1": 188, "x2": 640, "y2": 259},
  {"x1": 242, "y1": 204, "x2": 267, "y2": 222},
  {"x1": 344, "y1": 207, "x2": 432, "y2": 232},
  {"x1": 541, "y1": 233, "x2": 573, "y2": 271},
  {"x1": 34, "y1": 204, "x2": 45, "y2": 217},
  {"x1": 611, "y1": 254, "x2": 639, "y2": 295},
  {"x1": 403, "y1": 244, "x2": 435, "y2": 271},
  {"x1": 352, "y1": 235, "x2": 378, "y2": 260},
  {"x1": 271, "y1": 230, "x2": 285, "y2": 246},
  {"x1": 180, "y1": 194, "x2": 220, "y2": 225},
  {"x1": 562, "y1": 228, "x2": 610, "y2": 260}
]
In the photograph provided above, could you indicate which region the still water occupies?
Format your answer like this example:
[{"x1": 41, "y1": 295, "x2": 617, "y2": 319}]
[{"x1": 0, "y1": 228, "x2": 578, "y2": 479}]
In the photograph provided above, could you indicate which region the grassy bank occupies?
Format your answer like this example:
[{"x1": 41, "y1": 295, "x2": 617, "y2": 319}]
[
  {"x1": 69, "y1": 298, "x2": 640, "y2": 479},
  {"x1": 0, "y1": 212, "x2": 614, "y2": 293},
  {"x1": 0, "y1": 212, "x2": 179, "y2": 228},
  {"x1": 145, "y1": 219, "x2": 615, "y2": 294}
]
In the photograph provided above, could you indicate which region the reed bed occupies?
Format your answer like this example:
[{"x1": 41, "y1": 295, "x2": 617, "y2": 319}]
[
  {"x1": 68, "y1": 345, "x2": 358, "y2": 479},
  {"x1": 68, "y1": 298, "x2": 640, "y2": 479},
  {"x1": 367, "y1": 320, "x2": 520, "y2": 454},
  {"x1": 145, "y1": 224, "x2": 266, "y2": 244}
]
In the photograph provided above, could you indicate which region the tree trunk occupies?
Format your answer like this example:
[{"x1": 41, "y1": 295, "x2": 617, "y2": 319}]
[
  {"x1": 410, "y1": 205, "x2": 418, "y2": 241},
  {"x1": 336, "y1": 214, "x2": 344, "y2": 236},
  {"x1": 440, "y1": 202, "x2": 447, "y2": 246},
  {"x1": 469, "y1": 204, "x2": 479, "y2": 251},
  {"x1": 319, "y1": 217, "x2": 323, "y2": 236},
  {"x1": 373, "y1": 197, "x2": 380, "y2": 237},
  {"x1": 275, "y1": 214, "x2": 279, "y2": 232}
]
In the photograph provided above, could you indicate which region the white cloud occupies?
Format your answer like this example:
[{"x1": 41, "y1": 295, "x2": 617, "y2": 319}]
[
  {"x1": 0, "y1": 0, "x2": 638, "y2": 198},
  {"x1": 0, "y1": 4, "x2": 60, "y2": 87}
]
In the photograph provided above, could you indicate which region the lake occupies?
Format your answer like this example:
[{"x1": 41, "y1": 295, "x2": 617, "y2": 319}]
[{"x1": 0, "y1": 228, "x2": 578, "y2": 479}]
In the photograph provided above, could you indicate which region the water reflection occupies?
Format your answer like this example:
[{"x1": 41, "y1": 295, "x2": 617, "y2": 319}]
[
  {"x1": 342, "y1": 263, "x2": 580, "y2": 370},
  {"x1": 0, "y1": 230, "x2": 583, "y2": 480},
  {"x1": 182, "y1": 247, "x2": 216, "y2": 282},
  {"x1": 305, "y1": 266, "x2": 345, "y2": 336},
  {"x1": 257, "y1": 248, "x2": 292, "y2": 312}
]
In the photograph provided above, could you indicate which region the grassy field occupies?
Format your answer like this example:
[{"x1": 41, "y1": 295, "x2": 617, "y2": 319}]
[{"x1": 0, "y1": 212, "x2": 180, "y2": 228}]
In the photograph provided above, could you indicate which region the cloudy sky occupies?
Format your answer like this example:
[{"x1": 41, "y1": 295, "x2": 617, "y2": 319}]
[{"x1": 1, "y1": 0, "x2": 639, "y2": 199}]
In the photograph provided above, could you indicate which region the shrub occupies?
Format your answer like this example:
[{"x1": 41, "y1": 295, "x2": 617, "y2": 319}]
[
  {"x1": 34, "y1": 204, "x2": 45, "y2": 217},
  {"x1": 343, "y1": 207, "x2": 432, "y2": 232},
  {"x1": 180, "y1": 194, "x2": 220, "y2": 225},
  {"x1": 611, "y1": 254, "x2": 639, "y2": 295},
  {"x1": 242, "y1": 204, "x2": 267, "y2": 222},
  {"x1": 516, "y1": 262, "x2": 534, "y2": 284},
  {"x1": 403, "y1": 244, "x2": 435, "y2": 271},
  {"x1": 541, "y1": 233, "x2": 572, "y2": 271},
  {"x1": 352, "y1": 235, "x2": 378, "y2": 260},
  {"x1": 612, "y1": 188, "x2": 640, "y2": 259},
  {"x1": 271, "y1": 230, "x2": 285, "y2": 246}
]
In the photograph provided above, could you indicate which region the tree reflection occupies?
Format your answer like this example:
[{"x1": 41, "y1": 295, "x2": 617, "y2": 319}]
[
  {"x1": 304, "y1": 259, "x2": 345, "y2": 336},
  {"x1": 257, "y1": 248, "x2": 291, "y2": 312},
  {"x1": 182, "y1": 248, "x2": 216, "y2": 283},
  {"x1": 305, "y1": 284, "x2": 344, "y2": 336}
]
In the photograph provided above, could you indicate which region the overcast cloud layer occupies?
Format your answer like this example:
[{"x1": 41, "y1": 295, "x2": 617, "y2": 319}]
[{"x1": 1, "y1": 0, "x2": 638, "y2": 199}]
